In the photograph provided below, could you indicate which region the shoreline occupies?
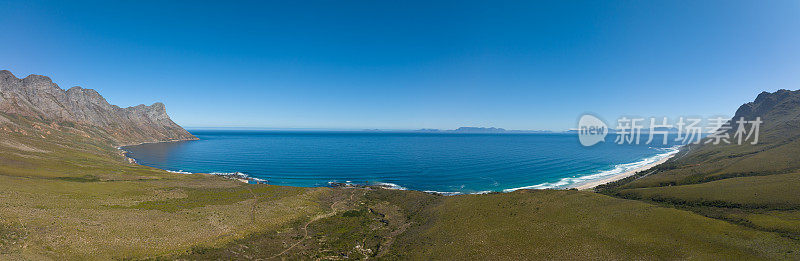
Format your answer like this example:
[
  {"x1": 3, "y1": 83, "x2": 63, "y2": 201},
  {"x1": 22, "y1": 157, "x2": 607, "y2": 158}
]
[
  {"x1": 116, "y1": 137, "x2": 198, "y2": 163},
  {"x1": 502, "y1": 147, "x2": 681, "y2": 192},
  {"x1": 570, "y1": 152, "x2": 678, "y2": 190},
  {"x1": 116, "y1": 137, "x2": 198, "y2": 148},
  {"x1": 117, "y1": 137, "x2": 267, "y2": 184}
]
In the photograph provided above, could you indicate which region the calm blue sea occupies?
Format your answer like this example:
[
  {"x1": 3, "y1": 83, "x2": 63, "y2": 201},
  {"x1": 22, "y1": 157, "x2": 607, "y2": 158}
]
[{"x1": 122, "y1": 130, "x2": 681, "y2": 194}]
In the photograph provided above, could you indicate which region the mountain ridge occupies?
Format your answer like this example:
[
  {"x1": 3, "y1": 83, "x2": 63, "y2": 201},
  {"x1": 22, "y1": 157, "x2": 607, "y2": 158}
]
[{"x1": 0, "y1": 70, "x2": 196, "y2": 145}]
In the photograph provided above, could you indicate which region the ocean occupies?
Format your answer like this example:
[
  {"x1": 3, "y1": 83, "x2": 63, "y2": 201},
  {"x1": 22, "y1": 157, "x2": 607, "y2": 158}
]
[{"x1": 122, "y1": 130, "x2": 681, "y2": 194}]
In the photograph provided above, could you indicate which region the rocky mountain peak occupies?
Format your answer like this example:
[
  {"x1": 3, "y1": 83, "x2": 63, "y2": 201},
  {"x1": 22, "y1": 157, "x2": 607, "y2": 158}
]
[
  {"x1": 735, "y1": 89, "x2": 800, "y2": 119},
  {"x1": 728, "y1": 89, "x2": 800, "y2": 144},
  {"x1": 0, "y1": 70, "x2": 14, "y2": 79},
  {"x1": 22, "y1": 73, "x2": 53, "y2": 83}
]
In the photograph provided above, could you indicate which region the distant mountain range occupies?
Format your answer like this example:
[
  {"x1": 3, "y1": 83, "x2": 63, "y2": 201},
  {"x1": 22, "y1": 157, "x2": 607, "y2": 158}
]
[
  {"x1": 0, "y1": 70, "x2": 196, "y2": 145},
  {"x1": 415, "y1": 127, "x2": 553, "y2": 133}
]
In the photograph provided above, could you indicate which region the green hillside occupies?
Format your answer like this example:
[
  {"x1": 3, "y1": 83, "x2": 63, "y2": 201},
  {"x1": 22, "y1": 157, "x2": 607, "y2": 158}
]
[
  {"x1": 599, "y1": 90, "x2": 800, "y2": 242},
  {"x1": 0, "y1": 112, "x2": 334, "y2": 259},
  {"x1": 178, "y1": 189, "x2": 800, "y2": 260}
]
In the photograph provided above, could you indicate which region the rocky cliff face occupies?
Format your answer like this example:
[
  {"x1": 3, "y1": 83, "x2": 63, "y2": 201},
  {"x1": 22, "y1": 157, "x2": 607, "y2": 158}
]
[
  {"x1": 724, "y1": 89, "x2": 800, "y2": 144},
  {"x1": 0, "y1": 70, "x2": 196, "y2": 145}
]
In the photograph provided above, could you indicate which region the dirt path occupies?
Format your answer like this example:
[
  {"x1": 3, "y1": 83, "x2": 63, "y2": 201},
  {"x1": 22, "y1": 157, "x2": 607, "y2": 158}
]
[{"x1": 269, "y1": 190, "x2": 362, "y2": 259}]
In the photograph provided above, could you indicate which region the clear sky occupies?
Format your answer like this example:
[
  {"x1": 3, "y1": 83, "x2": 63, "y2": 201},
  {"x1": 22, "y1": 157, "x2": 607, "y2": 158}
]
[{"x1": 1, "y1": 0, "x2": 798, "y2": 130}]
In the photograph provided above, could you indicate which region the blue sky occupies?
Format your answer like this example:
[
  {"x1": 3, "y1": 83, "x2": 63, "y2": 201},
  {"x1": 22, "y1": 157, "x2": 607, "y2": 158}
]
[{"x1": 1, "y1": 0, "x2": 798, "y2": 130}]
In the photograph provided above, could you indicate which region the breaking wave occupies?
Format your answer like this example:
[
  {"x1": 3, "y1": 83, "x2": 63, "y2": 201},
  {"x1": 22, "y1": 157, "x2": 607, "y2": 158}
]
[{"x1": 503, "y1": 146, "x2": 681, "y2": 192}]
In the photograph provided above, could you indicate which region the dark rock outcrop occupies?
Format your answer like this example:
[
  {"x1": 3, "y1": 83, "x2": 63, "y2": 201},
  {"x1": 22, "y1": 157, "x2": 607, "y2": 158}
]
[{"x1": 0, "y1": 70, "x2": 196, "y2": 145}]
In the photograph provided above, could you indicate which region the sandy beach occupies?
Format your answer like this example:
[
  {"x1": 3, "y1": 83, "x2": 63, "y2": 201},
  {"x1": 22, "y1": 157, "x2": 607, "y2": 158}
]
[{"x1": 571, "y1": 153, "x2": 677, "y2": 190}]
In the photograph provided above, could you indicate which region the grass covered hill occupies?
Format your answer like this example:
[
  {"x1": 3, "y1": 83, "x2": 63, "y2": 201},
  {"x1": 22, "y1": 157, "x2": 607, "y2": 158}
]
[
  {"x1": 0, "y1": 111, "x2": 336, "y2": 259},
  {"x1": 599, "y1": 89, "x2": 800, "y2": 241}
]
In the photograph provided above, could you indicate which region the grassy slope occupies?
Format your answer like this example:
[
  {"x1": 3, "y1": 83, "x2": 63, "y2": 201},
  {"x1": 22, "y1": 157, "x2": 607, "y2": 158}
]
[
  {"x1": 183, "y1": 189, "x2": 800, "y2": 260},
  {"x1": 596, "y1": 90, "x2": 800, "y2": 244},
  {"x1": 611, "y1": 138, "x2": 800, "y2": 188},
  {"x1": 385, "y1": 190, "x2": 799, "y2": 260},
  {"x1": 0, "y1": 113, "x2": 333, "y2": 260},
  {"x1": 2, "y1": 112, "x2": 800, "y2": 259},
  {"x1": 617, "y1": 172, "x2": 800, "y2": 210}
]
